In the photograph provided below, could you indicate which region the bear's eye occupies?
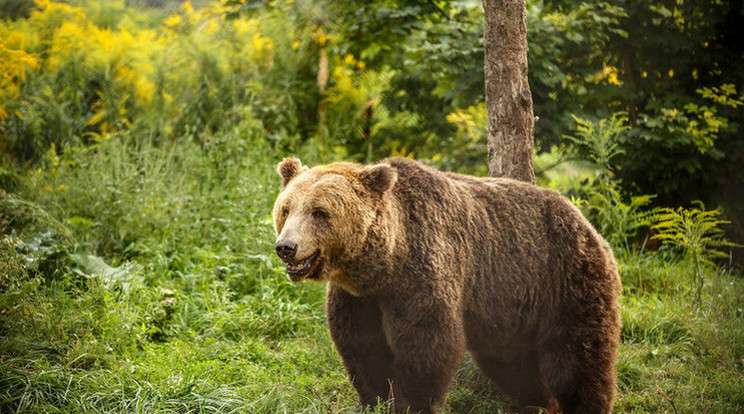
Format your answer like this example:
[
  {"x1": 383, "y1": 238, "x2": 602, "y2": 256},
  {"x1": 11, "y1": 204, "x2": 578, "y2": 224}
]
[
  {"x1": 312, "y1": 207, "x2": 330, "y2": 220},
  {"x1": 281, "y1": 207, "x2": 289, "y2": 219}
]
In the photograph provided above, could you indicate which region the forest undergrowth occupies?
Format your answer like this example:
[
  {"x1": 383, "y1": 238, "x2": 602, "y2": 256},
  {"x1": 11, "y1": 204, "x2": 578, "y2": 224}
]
[{"x1": 2, "y1": 126, "x2": 743, "y2": 413}]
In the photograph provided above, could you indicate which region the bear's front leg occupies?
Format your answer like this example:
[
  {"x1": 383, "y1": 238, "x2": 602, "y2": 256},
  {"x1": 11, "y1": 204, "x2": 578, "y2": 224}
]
[
  {"x1": 380, "y1": 296, "x2": 465, "y2": 414},
  {"x1": 326, "y1": 284, "x2": 395, "y2": 409}
]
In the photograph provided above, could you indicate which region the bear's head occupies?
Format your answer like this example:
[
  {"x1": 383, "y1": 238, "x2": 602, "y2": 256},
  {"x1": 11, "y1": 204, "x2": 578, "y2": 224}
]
[{"x1": 272, "y1": 158, "x2": 397, "y2": 291}]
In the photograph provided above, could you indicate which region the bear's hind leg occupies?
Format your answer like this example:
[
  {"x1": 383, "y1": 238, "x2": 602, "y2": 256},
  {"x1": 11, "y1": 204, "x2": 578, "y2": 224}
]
[
  {"x1": 472, "y1": 352, "x2": 550, "y2": 413},
  {"x1": 327, "y1": 285, "x2": 395, "y2": 409},
  {"x1": 539, "y1": 336, "x2": 617, "y2": 414}
]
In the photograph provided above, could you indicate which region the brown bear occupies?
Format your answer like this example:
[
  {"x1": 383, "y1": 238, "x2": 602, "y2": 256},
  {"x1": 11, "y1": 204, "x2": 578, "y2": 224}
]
[{"x1": 272, "y1": 157, "x2": 621, "y2": 414}]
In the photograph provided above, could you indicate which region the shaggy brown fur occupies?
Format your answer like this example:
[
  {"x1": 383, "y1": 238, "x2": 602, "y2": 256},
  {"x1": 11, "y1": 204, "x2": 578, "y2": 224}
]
[{"x1": 272, "y1": 157, "x2": 621, "y2": 414}]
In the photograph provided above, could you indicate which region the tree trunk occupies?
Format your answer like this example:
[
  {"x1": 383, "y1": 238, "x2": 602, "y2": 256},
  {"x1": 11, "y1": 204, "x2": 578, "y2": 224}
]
[{"x1": 482, "y1": 0, "x2": 536, "y2": 184}]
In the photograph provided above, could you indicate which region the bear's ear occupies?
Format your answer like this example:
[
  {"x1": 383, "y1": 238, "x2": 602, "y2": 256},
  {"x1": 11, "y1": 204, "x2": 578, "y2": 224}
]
[
  {"x1": 359, "y1": 163, "x2": 398, "y2": 196},
  {"x1": 277, "y1": 157, "x2": 306, "y2": 187}
]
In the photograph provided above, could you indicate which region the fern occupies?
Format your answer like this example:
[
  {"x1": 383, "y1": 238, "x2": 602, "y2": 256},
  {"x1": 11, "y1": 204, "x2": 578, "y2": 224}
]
[
  {"x1": 586, "y1": 187, "x2": 655, "y2": 255},
  {"x1": 564, "y1": 112, "x2": 651, "y2": 254},
  {"x1": 651, "y1": 201, "x2": 740, "y2": 303}
]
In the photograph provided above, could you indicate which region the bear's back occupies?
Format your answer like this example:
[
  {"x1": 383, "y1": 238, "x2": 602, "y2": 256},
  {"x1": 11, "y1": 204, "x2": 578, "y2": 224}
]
[{"x1": 382, "y1": 158, "x2": 618, "y2": 341}]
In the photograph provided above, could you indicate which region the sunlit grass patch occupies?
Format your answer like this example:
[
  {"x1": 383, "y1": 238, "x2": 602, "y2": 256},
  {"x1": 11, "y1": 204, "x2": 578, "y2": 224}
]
[{"x1": 616, "y1": 265, "x2": 744, "y2": 413}]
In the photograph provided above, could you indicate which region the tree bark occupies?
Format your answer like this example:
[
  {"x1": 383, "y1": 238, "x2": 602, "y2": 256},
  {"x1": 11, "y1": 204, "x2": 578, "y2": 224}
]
[{"x1": 482, "y1": 0, "x2": 536, "y2": 184}]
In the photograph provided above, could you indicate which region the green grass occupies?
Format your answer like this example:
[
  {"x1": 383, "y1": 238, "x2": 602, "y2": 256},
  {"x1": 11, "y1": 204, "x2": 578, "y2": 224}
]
[{"x1": 2, "y1": 128, "x2": 743, "y2": 413}]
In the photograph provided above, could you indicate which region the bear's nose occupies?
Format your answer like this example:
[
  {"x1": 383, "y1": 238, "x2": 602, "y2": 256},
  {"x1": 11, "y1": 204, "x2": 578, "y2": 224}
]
[{"x1": 275, "y1": 240, "x2": 298, "y2": 261}]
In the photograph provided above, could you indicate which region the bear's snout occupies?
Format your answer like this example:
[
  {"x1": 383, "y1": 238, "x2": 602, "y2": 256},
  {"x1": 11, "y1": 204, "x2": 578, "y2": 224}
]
[{"x1": 275, "y1": 239, "x2": 298, "y2": 261}]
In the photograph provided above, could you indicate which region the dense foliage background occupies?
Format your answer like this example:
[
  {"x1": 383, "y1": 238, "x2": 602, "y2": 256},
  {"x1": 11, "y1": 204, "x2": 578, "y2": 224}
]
[{"x1": 1, "y1": 0, "x2": 743, "y2": 412}]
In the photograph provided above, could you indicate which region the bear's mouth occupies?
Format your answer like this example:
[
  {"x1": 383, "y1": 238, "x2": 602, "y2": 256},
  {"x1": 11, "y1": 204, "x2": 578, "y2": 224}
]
[{"x1": 285, "y1": 250, "x2": 322, "y2": 281}]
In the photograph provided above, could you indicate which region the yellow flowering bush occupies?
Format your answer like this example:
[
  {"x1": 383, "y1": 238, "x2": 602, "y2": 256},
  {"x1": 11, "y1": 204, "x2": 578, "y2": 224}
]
[
  {"x1": 0, "y1": 37, "x2": 37, "y2": 121},
  {"x1": 0, "y1": 0, "x2": 282, "y2": 161},
  {"x1": 0, "y1": 0, "x2": 398, "y2": 163}
]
